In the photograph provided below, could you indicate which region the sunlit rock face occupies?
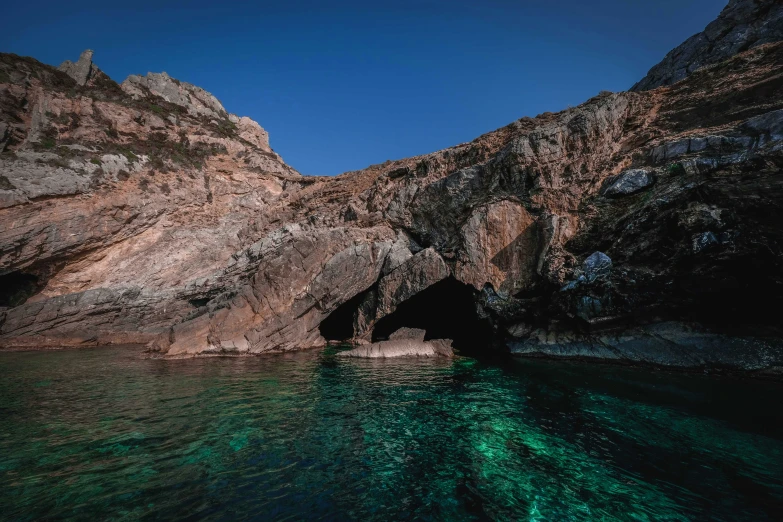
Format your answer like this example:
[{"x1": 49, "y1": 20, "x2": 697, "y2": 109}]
[{"x1": 1, "y1": 0, "x2": 783, "y2": 371}]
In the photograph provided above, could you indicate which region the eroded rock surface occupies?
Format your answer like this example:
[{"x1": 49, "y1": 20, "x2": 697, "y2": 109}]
[
  {"x1": 510, "y1": 322, "x2": 783, "y2": 371},
  {"x1": 632, "y1": 0, "x2": 783, "y2": 91},
  {"x1": 601, "y1": 169, "x2": 655, "y2": 197},
  {"x1": 338, "y1": 338, "x2": 454, "y2": 358},
  {"x1": 58, "y1": 50, "x2": 100, "y2": 86},
  {"x1": 1, "y1": 2, "x2": 783, "y2": 372}
]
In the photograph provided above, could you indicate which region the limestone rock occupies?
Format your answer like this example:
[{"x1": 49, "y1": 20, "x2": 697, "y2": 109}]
[
  {"x1": 0, "y1": 121, "x2": 9, "y2": 152},
  {"x1": 121, "y1": 71, "x2": 228, "y2": 119},
  {"x1": 632, "y1": 0, "x2": 783, "y2": 91},
  {"x1": 455, "y1": 200, "x2": 539, "y2": 295},
  {"x1": 388, "y1": 327, "x2": 426, "y2": 342},
  {"x1": 509, "y1": 322, "x2": 783, "y2": 371},
  {"x1": 229, "y1": 114, "x2": 272, "y2": 152},
  {"x1": 337, "y1": 338, "x2": 454, "y2": 358},
  {"x1": 376, "y1": 248, "x2": 450, "y2": 320},
  {"x1": 601, "y1": 169, "x2": 655, "y2": 197},
  {"x1": 58, "y1": 49, "x2": 99, "y2": 86},
  {"x1": 1, "y1": 4, "x2": 783, "y2": 373}
]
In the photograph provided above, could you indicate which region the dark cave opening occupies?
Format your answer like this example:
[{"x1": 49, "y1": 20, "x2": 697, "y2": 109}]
[
  {"x1": 189, "y1": 298, "x2": 211, "y2": 308},
  {"x1": 0, "y1": 271, "x2": 39, "y2": 307},
  {"x1": 318, "y1": 278, "x2": 495, "y2": 353},
  {"x1": 319, "y1": 290, "x2": 369, "y2": 342},
  {"x1": 371, "y1": 277, "x2": 494, "y2": 354}
]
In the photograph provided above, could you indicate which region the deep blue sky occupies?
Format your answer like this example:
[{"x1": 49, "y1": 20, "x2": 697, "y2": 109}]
[{"x1": 2, "y1": 0, "x2": 726, "y2": 175}]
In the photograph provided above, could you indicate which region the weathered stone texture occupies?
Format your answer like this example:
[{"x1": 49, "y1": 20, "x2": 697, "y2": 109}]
[
  {"x1": 456, "y1": 200, "x2": 539, "y2": 295},
  {"x1": 1, "y1": 7, "x2": 783, "y2": 372},
  {"x1": 58, "y1": 50, "x2": 97, "y2": 86},
  {"x1": 632, "y1": 0, "x2": 783, "y2": 91}
]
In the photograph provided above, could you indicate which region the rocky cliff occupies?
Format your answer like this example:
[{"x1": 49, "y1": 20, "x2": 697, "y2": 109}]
[
  {"x1": 1, "y1": 0, "x2": 782, "y2": 372},
  {"x1": 632, "y1": 0, "x2": 782, "y2": 91}
]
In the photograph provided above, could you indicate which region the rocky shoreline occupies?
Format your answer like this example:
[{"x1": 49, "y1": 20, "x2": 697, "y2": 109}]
[{"x1": 1, "y1": 0, "x2": 782, "y2": 373}]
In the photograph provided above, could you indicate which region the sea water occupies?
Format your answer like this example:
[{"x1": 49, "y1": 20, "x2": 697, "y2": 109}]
[{"x1": 1, "y1": 347, "x2": 782, "y2": 520}]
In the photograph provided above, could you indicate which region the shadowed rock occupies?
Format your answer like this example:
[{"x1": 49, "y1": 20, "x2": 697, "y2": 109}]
[
  {"x1": 601, "y1": 169, "x2": 655, "y2": 197},
  {"x1": 582, "y1": 252, "x2": 612, "y2": 281}
]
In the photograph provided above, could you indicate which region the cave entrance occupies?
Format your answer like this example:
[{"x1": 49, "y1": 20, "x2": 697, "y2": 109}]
[
  {"x1": 372, "y1": 277, "x2": 493, "y2": 354},
  {"x1": 318, "y1": 290, "x2": 368, "y2": 343},
  {"x1": 0, "y1": 271, "x2": 39, "y2": 307}
]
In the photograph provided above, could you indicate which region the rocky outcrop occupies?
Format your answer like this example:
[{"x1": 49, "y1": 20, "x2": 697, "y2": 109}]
[
  {"x1": 338, "y1": 327, "x2": 454, "y2": 358},
  {"x1": 510, "y1": 322, "x2": 783, "y2": 371},
  {"x1": 600, "y1": 169, "x2": 655, "y2": 197},
  {"x1": 58, "y1": 50, "x2": 99, "y2": 86},
  {"x1": 1, "y1": 4, "x2": 783, "y2": 373},
  {"x1": 632, "y1": 0, "x2": 783, "y2": 91},
  {"x1": 121, "y1": 71, "x2": 228, "y2": 120}
]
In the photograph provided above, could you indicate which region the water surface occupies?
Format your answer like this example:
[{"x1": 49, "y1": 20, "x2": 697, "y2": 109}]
[{"x1": 1, "y1": 347, "x2": 782, "y2": 520}]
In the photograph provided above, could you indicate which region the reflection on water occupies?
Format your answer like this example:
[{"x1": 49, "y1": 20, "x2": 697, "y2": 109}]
[{"x1": 1, "y1": 347, "x2": 782, "y2": 520}]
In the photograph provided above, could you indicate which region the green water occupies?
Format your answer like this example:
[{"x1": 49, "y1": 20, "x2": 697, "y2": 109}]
[{"x1": 1, "y1": 348, "x2": 782, "y2": 521}]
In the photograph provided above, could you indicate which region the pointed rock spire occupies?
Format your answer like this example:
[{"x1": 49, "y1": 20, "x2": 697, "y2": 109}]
[{"x1": 58, "y1": 49, "x2": 98, "y2": 86}]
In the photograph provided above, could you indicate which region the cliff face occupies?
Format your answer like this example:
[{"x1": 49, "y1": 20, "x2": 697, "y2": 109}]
[
  {"x1": 1, "y1": 0, "x2": 782, "y2": 371},
  {"x1": 632, "y1": 0, "x2": 782, "y2": 91}
]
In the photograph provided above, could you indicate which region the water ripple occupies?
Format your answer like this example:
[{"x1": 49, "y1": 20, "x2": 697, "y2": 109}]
[{"x1": 1, "y1": 348, "x2": 782, "y2": 520}]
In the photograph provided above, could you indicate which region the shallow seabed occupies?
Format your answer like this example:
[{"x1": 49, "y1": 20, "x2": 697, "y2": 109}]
[{"x1": 1, "y1": 347, "x2": 782, "y2": 521}]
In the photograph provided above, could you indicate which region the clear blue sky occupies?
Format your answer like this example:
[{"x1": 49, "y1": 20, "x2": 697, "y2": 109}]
[{"x1": 2, "y1": 0, "x2": 726, "y2": 175}]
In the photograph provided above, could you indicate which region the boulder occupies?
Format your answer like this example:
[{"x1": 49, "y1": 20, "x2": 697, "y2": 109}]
[
  {"x1": 601, "y1": 169, "x2": 655, "y2": 197},
  {"x1": 337, "y1": 338, "x2": 454, "y2": 358},
  {"x1": 388, "y1": 327, "x2": 426, "y2": 342},
  {"x1": 582, "y1": 252, "x2": 612, "y2": 281}
]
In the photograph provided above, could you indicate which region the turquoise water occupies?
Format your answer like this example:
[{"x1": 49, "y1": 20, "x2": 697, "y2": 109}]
[{"x1": 1, "y1": 347, "x2": 782, "y2": 521}]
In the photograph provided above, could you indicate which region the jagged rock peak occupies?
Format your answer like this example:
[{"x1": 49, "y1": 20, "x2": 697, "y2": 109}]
[
  {"x1": 121, "y1": 71, "x2": 228, "y2": 120},
  {"x1": 632, "y1": 0, "x2": 783, "y2": 91},
  {"x1": 121, "y1": 70, "x2": 272, "y2": 151},
  {"x1": 58, "y1": 49, "x2": 100, "y2": 86}
]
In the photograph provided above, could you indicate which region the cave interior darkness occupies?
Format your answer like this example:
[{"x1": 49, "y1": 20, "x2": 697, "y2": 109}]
[
  {"x1": 0, "y1": 271, "x2": 39, "y2": 308},
  {"x1": 319, "y1": 277, "x2": 493, "y2": 354}
]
